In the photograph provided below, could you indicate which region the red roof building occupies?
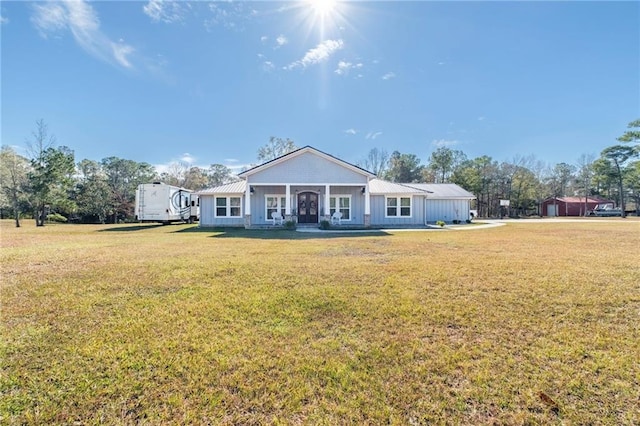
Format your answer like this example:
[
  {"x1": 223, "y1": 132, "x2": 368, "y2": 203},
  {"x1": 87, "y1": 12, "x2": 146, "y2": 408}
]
[{"x1": 541, "y1": 196, "x2": 614, "y2": 217}]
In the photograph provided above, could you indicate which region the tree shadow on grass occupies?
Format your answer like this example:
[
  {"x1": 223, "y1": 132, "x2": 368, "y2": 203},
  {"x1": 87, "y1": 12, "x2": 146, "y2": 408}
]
[{"x1": 174, "y1": 226, "x2": 391, "y2": 240}]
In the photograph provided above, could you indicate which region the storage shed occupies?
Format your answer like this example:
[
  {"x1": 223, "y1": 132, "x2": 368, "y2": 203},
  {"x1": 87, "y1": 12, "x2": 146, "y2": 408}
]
[{"x1": 541, "y1": 196, "x2": 614, "y2": 217}]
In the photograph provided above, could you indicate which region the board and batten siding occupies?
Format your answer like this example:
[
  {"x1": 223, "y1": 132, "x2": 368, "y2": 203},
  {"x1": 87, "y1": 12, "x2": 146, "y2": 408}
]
[
  {"x1": 369, "y1": 195, "x2": 426, "y2": 226},
  {"x1": 248, "y1": 152, "x2": 368, "y2": 185},
  {"x1": 425, "y1": 199, "x2": 471, "y2": 223},
  {"x1": 199, "y1": 194, "x2": 245, "y2": 227}
]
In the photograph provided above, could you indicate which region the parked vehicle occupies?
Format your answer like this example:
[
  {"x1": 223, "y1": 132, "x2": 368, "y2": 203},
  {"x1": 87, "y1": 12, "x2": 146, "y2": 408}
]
[
  {"x1": 135, "y1": 182, "x2": 199, "y2": 224},
  {"x1": 588, "y1": 203, "x2": 622, "y2": 217}
]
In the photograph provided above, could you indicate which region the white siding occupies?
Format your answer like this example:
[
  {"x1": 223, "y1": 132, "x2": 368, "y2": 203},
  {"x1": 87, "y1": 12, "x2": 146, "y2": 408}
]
[
  {"x1": 425, "y1": 199, "x2": 471, "y2": 223},
  {"x1": 248, "y1": 152, "x2": 368, "y2": 184}
]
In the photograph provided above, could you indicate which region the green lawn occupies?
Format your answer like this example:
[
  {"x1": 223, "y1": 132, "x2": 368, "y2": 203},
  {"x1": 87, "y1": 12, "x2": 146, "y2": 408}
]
[{"x1": 1, "y1": 219, "x2": 639, "y2": 424}]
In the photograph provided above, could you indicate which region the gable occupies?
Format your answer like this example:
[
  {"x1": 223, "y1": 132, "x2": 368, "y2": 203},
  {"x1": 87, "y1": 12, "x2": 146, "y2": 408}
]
[{"x1": 242, "y1": 147, "x2": 373, "y2": 184}]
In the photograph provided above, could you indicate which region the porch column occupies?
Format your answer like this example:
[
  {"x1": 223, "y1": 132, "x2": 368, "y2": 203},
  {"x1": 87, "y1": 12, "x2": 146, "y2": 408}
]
[
  {"x1": 244, "y1": 184, "x2": 251, "y2": 228},
  {"x1": 364, "y1": 183, "x2": 371, "y2": 227},
  {"x1": 285, "y1": 184, "x2": 291, "y2": 215},
  {"x1": 325, "y1": 184, "x2": 331, "y2": 219},
  {"x1": 364, "y1": 184, "x2": 370, "y2": 215}
]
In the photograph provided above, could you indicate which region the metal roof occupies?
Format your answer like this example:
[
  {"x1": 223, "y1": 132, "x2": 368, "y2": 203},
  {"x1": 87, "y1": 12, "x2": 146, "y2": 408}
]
[
  {"x1": 196, "y1": 181, "x2": 247, "y2": 195},
  {"x1": 405, "y1": 183, "x2": 476, "y2": 199},
  {"x1": 546, "y1": 196, "x2": 612, "y2": 203},
  {"x1": 368, "y1": 179, "x2": 428, "y2": 195}
]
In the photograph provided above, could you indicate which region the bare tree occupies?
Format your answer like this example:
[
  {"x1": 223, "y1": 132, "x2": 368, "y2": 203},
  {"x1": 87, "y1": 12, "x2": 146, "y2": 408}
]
[
  {"x1": 576, "y1": 153, "x2": 595, "y2": 216},
  {"x1": 357, "y1": 147, "x2": 389, "y2": 176},
  {"x1": 257, "y1": 137, "x2": 297, "y2": 162}
]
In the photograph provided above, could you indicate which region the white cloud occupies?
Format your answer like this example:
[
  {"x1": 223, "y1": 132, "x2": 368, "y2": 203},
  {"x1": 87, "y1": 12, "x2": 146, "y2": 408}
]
[
  {"x1": 260, "y1": 35, "x2": 268, "y2": 43},
  {"x1": 438, "y1": 61, "x2": 445, "y2": 66},
  {"x1": 431, "y1": 139, "x2": 459, "y2": 148},
  {"x1": 181, "y1": 153, "x2": 196, "y2": 164},
  {"x1": 262, "y1": 61, "x2": 275, "y2": 72},
  {"x1": 31, "y1": 0, "x2": 135, "y2": 69},
  {"x1": 275, "y1": 34, "x2": 288, "y2": 47},
  {"x1": 1, "y1": 15, "x2": 9, "y2": 25},
  {"x1": 334, "y1": 61, "x2": 363, "y2": 76},
  {"x1": 366, "y1": 131, "x2": 382, "y2": 140},
  {"x1": 382, "y1": 72, "x2": 396, "y2": 80},
  {"x1": 477, "y1": 116, "x2": 485, "y2": 121},
  {"x1": 143, "y1": 0, "x2": 187, "y2": 24},
  {"x1": 205, "y1": 2, "x2": 255, "y2": 31},
  {"x1": 285, "y1": 39, "x2": 344, "y2": 70},
  {"x1": 344, "y1": 128, "x2": 357, "y2": 135}
]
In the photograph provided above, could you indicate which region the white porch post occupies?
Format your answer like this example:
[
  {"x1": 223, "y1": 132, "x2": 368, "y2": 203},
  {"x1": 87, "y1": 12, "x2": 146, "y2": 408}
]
[
  {"x1": 325, "y1": 184, "x2": 331, "y2": 219},
  {"x1": 364, "y1": 184, "x2": 370, "y2": 215},
  {"x1": 364, "y1": 182, "x2": 371, "y2": 227},
  {"x1": 285, "y1": 184, "x2": 291, "y2": 215},
  {"x1": 244, "y1": 183, "x2": 252, "y2": 228}
]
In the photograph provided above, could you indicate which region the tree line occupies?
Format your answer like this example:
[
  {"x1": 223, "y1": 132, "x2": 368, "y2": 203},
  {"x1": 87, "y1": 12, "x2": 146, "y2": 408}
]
[{"x1": 1, "y1": 120, "x2": 638, "y2": 227}]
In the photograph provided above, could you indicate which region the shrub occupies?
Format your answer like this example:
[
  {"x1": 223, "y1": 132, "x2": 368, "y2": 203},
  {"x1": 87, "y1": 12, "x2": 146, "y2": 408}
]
[
  {"x1": 319, "y1": 220, "x2": 331, "y2": 230},
  {"x1": 46, "y1": 213, "x2": 68, "y2": 223},
  {"x1": 452, "y1": 219, "x2": 461, "y2": 224},
  {"x1": 284, "y1": 220, "x2": 297, "y2": 230},
  {"x1": 436, "y1": 220, "x2": 446, "y2": 227}
]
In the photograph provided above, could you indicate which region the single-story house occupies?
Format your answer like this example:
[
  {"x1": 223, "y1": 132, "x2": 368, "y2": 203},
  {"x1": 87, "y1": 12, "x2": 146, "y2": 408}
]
[
  {"x1": 541, "y1": 196, "x2": 614, "y2": 217},
  {"x1": 196, "y1": 146, "x2": 475, "y2": 228}
]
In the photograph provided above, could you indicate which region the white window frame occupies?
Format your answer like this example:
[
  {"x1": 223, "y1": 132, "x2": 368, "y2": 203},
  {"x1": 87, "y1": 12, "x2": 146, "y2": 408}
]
[
  {"x1": 329, "y1": 195, "x2": 352, "y2": 221},
  {"x1": 265, "y1": 195, "x2": 287, "y2": 221},
  {"x1": 385, "y1": 196, "x2": 412, "y2": 218},
  {"x1": 214, "y1": 196, "x2": 242, "y2": 218}
]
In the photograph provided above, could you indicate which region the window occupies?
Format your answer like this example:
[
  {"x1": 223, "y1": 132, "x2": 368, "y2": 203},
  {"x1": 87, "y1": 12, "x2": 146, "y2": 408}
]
[
  {"x1": 386, "y1": 196, "x2": 411, "y2": 217},
  {"x1": 266, "y1": 195, "x2": 286, "y2": 220},
  {"x1": 215, "y1": 196, "x2": 242, "y2": 217},
  {"x1": 329, "y1": 196, "x2": 351, "y2": 220}
]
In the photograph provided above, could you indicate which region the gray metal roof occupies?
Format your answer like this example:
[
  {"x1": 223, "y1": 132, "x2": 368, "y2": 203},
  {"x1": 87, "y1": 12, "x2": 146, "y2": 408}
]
[
  {"x1": 196, "y1": 180, "x2": 247, "y2": 195},
  {"x1": 368, "y1": 179, "x2": 428, "y2": 195},
  {"x1": 405, "y1": 183, "x2": 476, "y2": 199}
]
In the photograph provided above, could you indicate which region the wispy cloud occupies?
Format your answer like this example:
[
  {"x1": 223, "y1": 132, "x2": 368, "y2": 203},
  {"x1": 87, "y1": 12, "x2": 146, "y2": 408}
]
[
  {"x1": 205, "y1": 2, "x2": 257, "y2": 31},
  {"x1": 31, "y1": 0, "x2": 135, "y2": 69},
  {"x1": 276, "y1": 34, "x2": 288, "y2": 48},
  {"x1": 181, "y1": 153, "x2": 196, "y2": 164},
  {"x1": 366, "y1": 131, "x2": 382, "y2": 140},
  {"x1": 382, "y1": 72, "x2": 396, "y2": 80},
  {"x1": 262, "y1": 61, "x2": 275, "y2": 72},
  {"x1": 431, "y1": 139, "x2": 459, "y2": 148},
  {"x1": 260, "y1": 35, "x2": 268, "y2": 43},
  {"x1": 344, "y1": 128, "x2": 357, "y2": 135},
  {"x1": 477, "y1": 116, "x2": 485, "y2": 121},
  {"x1": 334, "y1": 60, "x2": 363, "y2": 76},
  {"x1": 285, "y1": 39, "x2": 344, "y2": 70},
  {"x1": 1, "y1": 15, "x2": 8, "y2": 25},
  {"x1": 143, "y1": 0, "x2": 188, "y2": 24}
]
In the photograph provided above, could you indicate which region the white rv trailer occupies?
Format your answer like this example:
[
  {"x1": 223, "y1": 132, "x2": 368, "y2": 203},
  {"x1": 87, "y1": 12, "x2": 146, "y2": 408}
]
[{"x1": 135, "y1": 182, "x2": 199, "y2": 224}]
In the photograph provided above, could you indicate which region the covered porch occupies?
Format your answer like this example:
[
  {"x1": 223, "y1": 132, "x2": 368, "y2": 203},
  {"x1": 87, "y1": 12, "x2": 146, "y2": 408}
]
[{"x1": 244, "y1": 183, "x2": 371, "y2": 228}]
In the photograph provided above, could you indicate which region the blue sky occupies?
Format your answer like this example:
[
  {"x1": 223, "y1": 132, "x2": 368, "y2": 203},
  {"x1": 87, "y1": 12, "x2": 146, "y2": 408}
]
[{"x1": 2, "y1": 1, "x2": 638, "y2": 173}]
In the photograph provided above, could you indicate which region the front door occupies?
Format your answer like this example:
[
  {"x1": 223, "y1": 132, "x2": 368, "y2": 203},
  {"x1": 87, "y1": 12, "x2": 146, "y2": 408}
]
[{"x1": 297, "y1": 192, "x2": 319, "y2": 224}]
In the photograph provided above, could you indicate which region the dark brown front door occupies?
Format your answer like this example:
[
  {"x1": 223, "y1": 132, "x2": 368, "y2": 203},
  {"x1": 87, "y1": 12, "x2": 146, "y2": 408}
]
[{"x1": 297, "y1": 192, "x2": 319, "y2": 224}]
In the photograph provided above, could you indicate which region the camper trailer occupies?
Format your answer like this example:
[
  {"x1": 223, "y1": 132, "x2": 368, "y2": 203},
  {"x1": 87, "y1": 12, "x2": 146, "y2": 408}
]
[{"x1": 135, "y1": 183, "x2": 199, "y2": 224}]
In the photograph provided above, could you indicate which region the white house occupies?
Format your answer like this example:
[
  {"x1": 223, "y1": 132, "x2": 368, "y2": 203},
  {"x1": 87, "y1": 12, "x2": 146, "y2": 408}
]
[{"x1": 197, "y1": 146, "x2": 475, "y2": 228}]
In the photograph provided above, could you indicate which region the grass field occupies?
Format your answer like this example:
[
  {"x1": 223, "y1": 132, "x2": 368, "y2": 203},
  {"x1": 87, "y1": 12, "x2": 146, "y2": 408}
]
[{"x1": 1, "y1": 219, "x2": 639, "y2": 424}]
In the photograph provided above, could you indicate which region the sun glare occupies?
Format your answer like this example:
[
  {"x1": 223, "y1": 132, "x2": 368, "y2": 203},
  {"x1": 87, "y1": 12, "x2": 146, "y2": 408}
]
[{"x1": 309, "y1": 0, "x2": 337, "y2": 17}]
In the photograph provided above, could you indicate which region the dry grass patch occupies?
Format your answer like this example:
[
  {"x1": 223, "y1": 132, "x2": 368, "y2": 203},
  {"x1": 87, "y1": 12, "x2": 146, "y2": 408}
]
[{"x1": 1, "y1": 220, "x2": 639, "y2": 424}]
